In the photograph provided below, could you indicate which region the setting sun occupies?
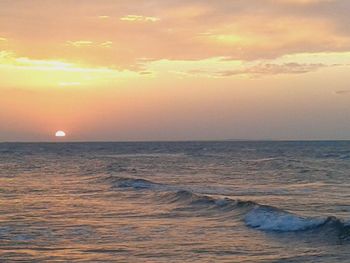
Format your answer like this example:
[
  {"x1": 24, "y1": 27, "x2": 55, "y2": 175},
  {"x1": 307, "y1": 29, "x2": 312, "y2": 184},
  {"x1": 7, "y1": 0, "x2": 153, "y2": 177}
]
[{"x1": 55, "y1": 131, "x2": 66, "y2": 137}]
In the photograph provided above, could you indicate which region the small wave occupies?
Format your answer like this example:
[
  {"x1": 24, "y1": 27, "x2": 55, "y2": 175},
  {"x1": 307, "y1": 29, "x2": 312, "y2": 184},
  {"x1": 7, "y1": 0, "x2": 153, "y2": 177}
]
[
  {"x1": 161, "y1": 190, "x2": 256, "y2": 211},
  {"x1": 115, "y1": 178, "x2": 161, "y2": 190},
  {"x1": 161, "y1": 190, "x2": 196, "y2": 204},
  {"x1": 99, "y1": 176, "x2": 164, "y2": 190}
]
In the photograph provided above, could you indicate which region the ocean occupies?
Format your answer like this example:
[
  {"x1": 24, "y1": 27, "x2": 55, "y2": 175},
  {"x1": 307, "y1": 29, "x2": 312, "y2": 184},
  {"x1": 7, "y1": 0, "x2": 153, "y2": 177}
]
[{"x1": 1, "y1": 141, "x2": 350, "y2": 262}]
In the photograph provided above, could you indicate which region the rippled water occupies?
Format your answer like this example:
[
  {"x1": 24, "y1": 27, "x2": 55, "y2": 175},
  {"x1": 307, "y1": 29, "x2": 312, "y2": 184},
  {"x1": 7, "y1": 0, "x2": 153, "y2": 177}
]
[{"x1": 1, "y1": 141, "x2": 350, "y2": 262}]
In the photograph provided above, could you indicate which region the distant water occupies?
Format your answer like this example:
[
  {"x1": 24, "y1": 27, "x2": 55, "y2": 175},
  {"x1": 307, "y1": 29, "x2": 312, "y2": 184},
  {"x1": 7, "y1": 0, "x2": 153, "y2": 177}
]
[{"x1": 1, "y1": 141, "x2": 350, "y2": 262}]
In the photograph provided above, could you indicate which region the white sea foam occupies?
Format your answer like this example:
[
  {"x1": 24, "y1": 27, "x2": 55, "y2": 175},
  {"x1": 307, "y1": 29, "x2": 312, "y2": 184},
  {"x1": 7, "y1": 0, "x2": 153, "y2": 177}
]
[{"x1": 244, "y1": 206, "x2": 326, "y2": 231}]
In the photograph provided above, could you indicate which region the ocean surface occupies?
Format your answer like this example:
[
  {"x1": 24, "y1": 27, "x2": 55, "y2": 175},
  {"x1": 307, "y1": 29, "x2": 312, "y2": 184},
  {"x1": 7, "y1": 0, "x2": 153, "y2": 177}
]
[{"x1": 1, "y1": 141, "x2": 350, "y2": 262}]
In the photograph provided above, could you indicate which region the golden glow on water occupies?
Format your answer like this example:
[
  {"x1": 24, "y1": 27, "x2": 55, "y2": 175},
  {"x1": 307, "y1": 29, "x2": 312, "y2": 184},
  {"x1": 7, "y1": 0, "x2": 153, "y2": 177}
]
[
  {"x1": 1, "y1": 142, "x2": 349, "y2": 261},
  {"x1": 0, "y1": 162, "x2": 281, "y2": 262}
]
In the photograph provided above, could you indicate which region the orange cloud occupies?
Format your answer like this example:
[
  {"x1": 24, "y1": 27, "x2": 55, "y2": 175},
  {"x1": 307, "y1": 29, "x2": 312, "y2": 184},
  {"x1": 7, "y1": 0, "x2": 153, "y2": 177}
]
[
  {"x1": 0, "y1": 0, "x2": 348, "y2": 71},
  {"x1": 1, "y1": 1, "x2": 350, "y2": 76}
]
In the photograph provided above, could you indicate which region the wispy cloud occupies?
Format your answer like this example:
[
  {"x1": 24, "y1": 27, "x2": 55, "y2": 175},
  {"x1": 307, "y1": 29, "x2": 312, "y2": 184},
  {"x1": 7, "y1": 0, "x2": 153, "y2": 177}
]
[
  {"x1": 100, "y1": 41, "x2": 113, "y2": 48},
  {"x1": 214, "y1": 63, "x2": 328, "y2": 77},
  {"x1": 98, "y1": 15, "x2": 110, "y2": 19},
  {"x1": 335, "y1": 90, "x2": 350, "y2": 95},
  {"x1": 120, "y1": 15, "x2": 160, "y2": 22},
  {"x1": 273, "y1": 0, "x2": 334, "y2": 4},
  {"x1": 66, "y1": 40, "x2": 113, "y2": 48},
  {"x1": 66, "y1": 41, "x2": 94, "y2": 47}
]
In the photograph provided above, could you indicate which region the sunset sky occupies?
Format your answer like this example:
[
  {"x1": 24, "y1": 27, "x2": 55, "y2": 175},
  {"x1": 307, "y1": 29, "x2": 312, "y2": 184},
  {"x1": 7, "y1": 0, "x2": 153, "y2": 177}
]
[{"x1": 1, "y1": 0, "x2": 350, "y2": 141}]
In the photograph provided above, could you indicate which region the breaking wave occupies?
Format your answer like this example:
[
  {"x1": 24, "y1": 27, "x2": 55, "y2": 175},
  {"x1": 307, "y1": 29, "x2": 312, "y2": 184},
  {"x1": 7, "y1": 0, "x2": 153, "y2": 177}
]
[
  {"x1": 244, "y1": 206, "x2": 342, "y2": 232},
  {"x1": 101, "y1": 175, "x2": 350, "y2": 235}
]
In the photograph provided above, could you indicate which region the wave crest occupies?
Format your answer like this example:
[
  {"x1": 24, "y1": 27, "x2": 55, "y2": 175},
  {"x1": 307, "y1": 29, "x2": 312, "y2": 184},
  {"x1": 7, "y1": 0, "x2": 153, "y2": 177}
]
[
  {"x1": 101, "y1": 175, "x2": 350, "y2": 235},
  {"x1": 100, "y1": 176, "x2": 162, "y2": 190}
]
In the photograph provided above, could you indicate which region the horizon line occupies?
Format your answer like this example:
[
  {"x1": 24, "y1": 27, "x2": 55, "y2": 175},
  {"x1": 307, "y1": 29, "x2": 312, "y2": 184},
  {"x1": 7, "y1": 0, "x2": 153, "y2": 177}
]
[{"x1": 1, "y1": 139, "x2": 350, "y2": 144}]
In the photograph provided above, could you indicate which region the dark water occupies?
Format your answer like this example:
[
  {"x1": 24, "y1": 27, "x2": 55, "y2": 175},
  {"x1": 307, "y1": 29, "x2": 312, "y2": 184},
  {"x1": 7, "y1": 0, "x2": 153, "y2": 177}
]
[{"x1": 1, "y1": 141, "x2": 350, "y2": 262}]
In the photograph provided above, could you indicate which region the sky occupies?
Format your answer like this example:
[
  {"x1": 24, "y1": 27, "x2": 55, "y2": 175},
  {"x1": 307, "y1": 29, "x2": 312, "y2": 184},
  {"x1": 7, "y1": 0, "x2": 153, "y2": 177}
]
[{"x1": 1, "y1": 0, "x2": 350, "y2": 141}]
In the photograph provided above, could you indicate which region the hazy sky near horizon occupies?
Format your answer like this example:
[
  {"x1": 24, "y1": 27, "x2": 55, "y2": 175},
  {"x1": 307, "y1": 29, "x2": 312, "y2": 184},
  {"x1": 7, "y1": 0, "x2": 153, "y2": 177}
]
[{"x1": 1, "y1": 0, "x2": 350, "y2": 141}]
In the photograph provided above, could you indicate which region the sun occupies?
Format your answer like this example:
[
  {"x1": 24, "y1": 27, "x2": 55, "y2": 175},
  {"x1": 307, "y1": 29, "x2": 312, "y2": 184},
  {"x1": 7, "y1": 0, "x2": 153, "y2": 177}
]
[{"x1": 55, "y1": 130, "x2": 66, "y2": 137}]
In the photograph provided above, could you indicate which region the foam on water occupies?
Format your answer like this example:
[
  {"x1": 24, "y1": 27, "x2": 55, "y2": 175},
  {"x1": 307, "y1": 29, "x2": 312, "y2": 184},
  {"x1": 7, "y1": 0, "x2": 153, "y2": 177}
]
[{"x1": 244, "y1": 206, "x2": 329, "y2": 231}]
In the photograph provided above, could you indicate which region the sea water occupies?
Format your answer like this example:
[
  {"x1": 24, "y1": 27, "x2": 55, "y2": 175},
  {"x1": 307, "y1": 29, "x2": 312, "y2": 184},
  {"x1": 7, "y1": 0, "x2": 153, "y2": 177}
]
[{"x1": 1, "y1": 141, "x2": 350, "y2": 262}]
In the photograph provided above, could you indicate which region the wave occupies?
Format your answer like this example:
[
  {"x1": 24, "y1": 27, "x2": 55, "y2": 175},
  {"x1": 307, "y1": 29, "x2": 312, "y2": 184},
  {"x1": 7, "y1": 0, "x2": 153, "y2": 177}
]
[
  {"x1": 163, "y1": 190, "x2": 349, "y2": 233},
  {"x1": 160, "y1": 190, "x2": 256, "y2": 212},
  {"x1": 101, "y1": 176, "x2": 164, "y2": 190},
  {"x1": 101, "y1": 175, "x2": 350, "y2": 235}
]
